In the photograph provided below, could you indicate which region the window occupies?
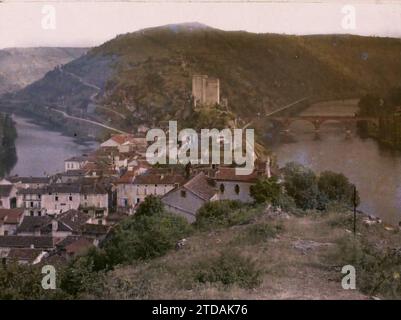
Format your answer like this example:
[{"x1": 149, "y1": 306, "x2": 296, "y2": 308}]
[
  {"x1": 0, "y1": 200, "x2": 2, "y2": 207},
  {"x1": 55, "y1": 196, "x2": 59, "y2": 201},
  {"x1": 84, "y1": 195, "x2": 87, "y2": 200},
  {"x1": 234, "y1": 184, "x2": 240, "y2": 195},
  {"x1": 69, "y1": 196, "x2": 73, "y2": 201},
  {"x1": 180, "y1": 190, "x2": 186, "y2": 198},
  {"x1": 4, "y1": 231, "x2": 8, "y2": 236},
  {"x1": 30, "y1": 202, "x2": 34, "y2": 208},
  {"x1": 219, "y1": 184, "x2": 225, "y2": 193},
  {"x1": 136, "y1": 198, "x2": 140, "y2": 203},
  {"x1": 38, "y1": 211, "x2": 42, "y2": 216},
  {"x1": 30, "y1": 211, "x2": 34, "y2": 216}
]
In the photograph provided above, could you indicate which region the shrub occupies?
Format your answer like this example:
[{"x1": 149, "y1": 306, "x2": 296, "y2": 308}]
[
  {"x1": 0, "y1": 263, "x2": 71, "y2": 299},
  {"x1": 282, "y1": 162, "x2": 320, "y2": 210},
  {"x1": 192, "y1": 251, "x2": 262, "y2": 289},
  {"x1": 328, "y1": 236, "x2": 401, "y2": 299},
  {"x1": 250, "y1": 176, "x2": 283, "y2": 205},
  {"x1": 318, "y1": 171, "x2": 359, "y2": 208},
  {"x1": 195, "y1": 200, "x2": 261, "y2": 230},
  {"x1": 103, "y1": 211, "x2": 192, "y2": 265}
]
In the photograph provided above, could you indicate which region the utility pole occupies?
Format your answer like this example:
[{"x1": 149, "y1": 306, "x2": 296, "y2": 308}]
[{"x1": 353, "y1": 185, "x2": 357, "y2": 236}]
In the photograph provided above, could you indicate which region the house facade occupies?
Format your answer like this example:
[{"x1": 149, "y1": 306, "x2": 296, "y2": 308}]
[
  {"x1": 162, "y1": 172, "x2": 219, "y2": 223},
  {"x1": 117, "y1": 171, "x2": 186, "y2": 209}
]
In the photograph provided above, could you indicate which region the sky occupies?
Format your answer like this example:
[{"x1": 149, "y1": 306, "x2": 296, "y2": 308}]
[{"x1": 0, "y1": 1, "x2": 401, "y2": 49}]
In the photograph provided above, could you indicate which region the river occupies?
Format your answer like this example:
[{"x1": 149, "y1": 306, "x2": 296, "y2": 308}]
[
  {"x1": 10, "y1": 114, "x2": 98, "y2": 177},
  {"x1": 271, "y1": 99, "x2": 401, "y2": 225}
]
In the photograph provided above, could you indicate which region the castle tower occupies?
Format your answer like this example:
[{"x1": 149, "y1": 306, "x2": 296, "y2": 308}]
[{"x1": 192, "y1": 75, "x2": 220, "y2": 107}]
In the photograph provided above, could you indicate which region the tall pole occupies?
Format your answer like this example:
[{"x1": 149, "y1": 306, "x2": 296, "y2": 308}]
[{"x1": 353, "y1": 185, "x2": 357, "y2": 236}]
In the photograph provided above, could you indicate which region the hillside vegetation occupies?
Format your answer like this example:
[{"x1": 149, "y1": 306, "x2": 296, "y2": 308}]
[{"x1": 6, "y1": 23, "x2": 401, "y2": 133}]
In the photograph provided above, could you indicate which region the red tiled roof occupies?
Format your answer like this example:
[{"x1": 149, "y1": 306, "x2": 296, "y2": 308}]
[
  {"x1": 214, "y1": 167, "x2": 259, "y2": 183},
  {"x1": 0, "y1": 208, "x2": 24, "y2": 225}
]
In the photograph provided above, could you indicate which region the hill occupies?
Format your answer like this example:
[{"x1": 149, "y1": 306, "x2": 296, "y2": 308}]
[
  {"x1": 5, "y1": 23, "x2": 401, "y2": 133},
  {"x1": 0, "y1": 47, "x2": 88, "y2": 95}
]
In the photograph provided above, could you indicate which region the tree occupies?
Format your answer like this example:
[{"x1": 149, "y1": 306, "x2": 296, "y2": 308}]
[
  {"x1": 318, "y1": 171, "x2": 359, "y2": 207},
  {"x1": 282, "y1": 162, "x2": 319, "y2": 210},
  {"x1": 250, "y1": 176, "x2": 282, "y2": 205},
  {"x1": 135, "y1": 195, "x2": 164, "y2": 217}
]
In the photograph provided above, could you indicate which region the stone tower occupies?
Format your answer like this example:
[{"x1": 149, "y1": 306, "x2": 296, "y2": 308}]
[{"x1": 192, "y1": 75, "x2": 220, "y2": 107}]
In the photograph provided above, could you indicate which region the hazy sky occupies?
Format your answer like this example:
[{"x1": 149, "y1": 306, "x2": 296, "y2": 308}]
[{"x1": 1, "y1": 1, "x2": 401, "y2": 49}]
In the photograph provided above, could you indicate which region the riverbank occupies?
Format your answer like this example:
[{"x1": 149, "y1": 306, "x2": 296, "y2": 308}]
[
  {"x1": 0, "y1": 113, "x2": 17, "y2": 177},
  {"x1": 9, "y1": 114, "x2": 98, "y2": 177}
]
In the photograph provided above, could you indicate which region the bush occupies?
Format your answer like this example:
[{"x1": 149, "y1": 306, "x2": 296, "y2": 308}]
[
  {"x1": 318, "y1": 171, "x2": 359, "y2": 208},
  {"x1": 103, "y1": 211, "x2": 192, "y2": 265},
  {"x1": 282, "y1": 162, "x2": 320, "y2": 210},
  {"x1": 195, "y1": 200, "x2": 262, "y2": 230},
  {"x1": 60, "y1": 254, "x2": 107, "y2": 298},
  {"x1": 192, "y1": 251, "x2": 262, "y2": 289},
  {"x1": 0, "y1": 263, "x2": 68, "y2": 299},
  {"x1": 250, "y1": 176, "x2": 283, "y2": 205}
]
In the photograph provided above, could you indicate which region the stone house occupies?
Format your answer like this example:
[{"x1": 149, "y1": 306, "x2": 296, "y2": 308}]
[
  {"x1": 162, "y1": 172, "x2": 219, "y2": 223},
  {"x1": 16, "y1": 188, "x2": 45, "y2": 216},
  {"x1": 117, "y1": 171, "x2": 186, "y2": 209},
  {"x1": 41, "y1": 184, "x2": 82, "y2": 215},
  {"x1": 79, "y1": 183, "x2": 109, "y2": 223}
]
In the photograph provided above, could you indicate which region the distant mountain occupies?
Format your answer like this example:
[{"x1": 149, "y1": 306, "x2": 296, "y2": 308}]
[
  {"x1": 5, "y1": 23, "x2": 401, "y2": 133},
  {"x1": 0, "y1": 47, "x2": 88, "y2": 95}
]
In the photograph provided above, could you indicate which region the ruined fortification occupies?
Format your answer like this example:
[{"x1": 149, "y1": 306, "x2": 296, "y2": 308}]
[{"x1": 192, "y1": 75, "x2": 220, "y2": 107}]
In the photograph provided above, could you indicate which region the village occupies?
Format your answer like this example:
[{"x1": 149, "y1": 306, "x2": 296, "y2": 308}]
[{"x1": 0, "y1": 75, "x2": 273, "y2": 267}]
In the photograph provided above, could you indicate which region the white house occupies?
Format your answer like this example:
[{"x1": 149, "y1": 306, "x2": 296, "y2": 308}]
[
  {"x1": 213, "y1": 167, "x2": 259, "y2": 203},
  {"x1": 41, "y1": 184, "x2": 82, "y2": 215}
]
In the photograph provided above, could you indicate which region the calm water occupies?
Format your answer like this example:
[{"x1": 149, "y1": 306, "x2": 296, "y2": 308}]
[
  {"x1": 10, "y1": 114, "x2": 98, "y2": 177},
  {"x1": 271, "y1": 100, "x2": 401, "y2": 225}
]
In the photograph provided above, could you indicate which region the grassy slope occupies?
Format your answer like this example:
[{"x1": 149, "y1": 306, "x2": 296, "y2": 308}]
[{"x1": 101, "y1": 208, "x2": 401, "y2": 300}]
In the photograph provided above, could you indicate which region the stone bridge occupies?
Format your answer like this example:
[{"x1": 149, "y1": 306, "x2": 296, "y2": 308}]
[{"x1": 267, "y1": 115, "x2": 380, "y2": 136}]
